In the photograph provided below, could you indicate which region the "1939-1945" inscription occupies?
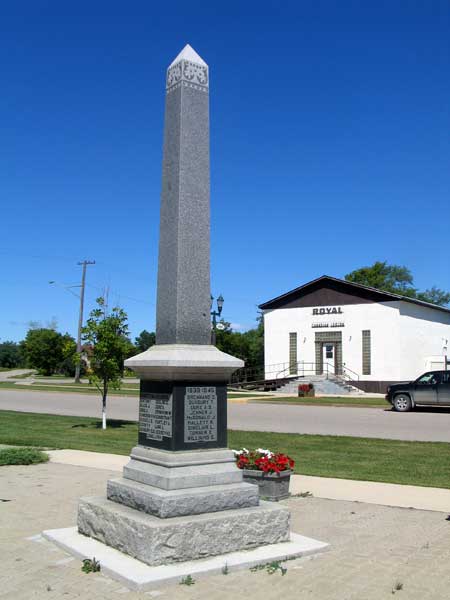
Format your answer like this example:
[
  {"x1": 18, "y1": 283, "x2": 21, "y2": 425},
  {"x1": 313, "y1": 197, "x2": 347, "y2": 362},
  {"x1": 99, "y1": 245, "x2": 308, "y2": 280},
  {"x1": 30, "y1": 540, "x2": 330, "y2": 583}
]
[{"x1": 184, "y1": 386, "x2": 217, "y2": 443}]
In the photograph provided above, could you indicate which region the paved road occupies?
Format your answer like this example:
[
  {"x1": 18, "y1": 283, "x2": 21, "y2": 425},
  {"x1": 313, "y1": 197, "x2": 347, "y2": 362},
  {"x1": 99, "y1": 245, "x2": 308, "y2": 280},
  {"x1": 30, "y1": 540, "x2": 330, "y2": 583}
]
[
  {"x1": 0, "y1": 369, "x2": 34, "y2": 381},
  {"x1": 2, "y1": 388, "x2": 450, "y2": 442}
]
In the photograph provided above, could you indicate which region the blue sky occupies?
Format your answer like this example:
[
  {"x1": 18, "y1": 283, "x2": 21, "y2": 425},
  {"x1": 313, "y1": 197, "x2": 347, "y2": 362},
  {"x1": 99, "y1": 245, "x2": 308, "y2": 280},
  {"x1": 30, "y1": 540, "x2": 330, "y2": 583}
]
[{"x1": 1, "y1": 1, "x2": 449, "y2": 342}]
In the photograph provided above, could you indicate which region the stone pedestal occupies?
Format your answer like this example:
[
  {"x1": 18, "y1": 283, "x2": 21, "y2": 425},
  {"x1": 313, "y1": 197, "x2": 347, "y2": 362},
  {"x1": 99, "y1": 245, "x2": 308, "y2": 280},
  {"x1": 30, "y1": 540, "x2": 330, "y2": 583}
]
[
  {"x1": 76, "y1": 343, "x2": 293, "y2": 565},
  {"x1": 77, "y1": 443, "x2": 290, "y2": 566}
]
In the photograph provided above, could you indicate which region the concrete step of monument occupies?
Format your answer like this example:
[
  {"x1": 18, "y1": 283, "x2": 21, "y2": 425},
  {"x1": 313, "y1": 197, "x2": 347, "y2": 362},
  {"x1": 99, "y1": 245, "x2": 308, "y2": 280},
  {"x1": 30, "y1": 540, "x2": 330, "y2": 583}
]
[
  {"x1": 78, "y1": 495, "x2": 290, "y2": 567},
  {"x1": 107, "y1": 477, "x2": 259, "y2": 519},
  {"x1": 124, "y1": 449, "x2": 243, "y2": 491}
]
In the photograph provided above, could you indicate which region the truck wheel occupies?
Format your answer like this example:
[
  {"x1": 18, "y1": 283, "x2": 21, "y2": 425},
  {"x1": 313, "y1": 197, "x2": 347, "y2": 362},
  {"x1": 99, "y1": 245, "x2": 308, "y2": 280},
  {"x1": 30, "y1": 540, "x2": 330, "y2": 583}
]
[{"x1": 393, "y1": 394, "x2": 412, "y2": 412}]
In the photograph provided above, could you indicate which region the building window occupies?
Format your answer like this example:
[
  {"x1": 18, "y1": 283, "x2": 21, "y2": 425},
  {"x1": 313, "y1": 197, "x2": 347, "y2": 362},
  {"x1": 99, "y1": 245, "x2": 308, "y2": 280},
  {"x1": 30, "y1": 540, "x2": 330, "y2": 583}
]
[
  {"x1": 289, "y1": 332, "x2": 297, "y2": 375},
  {"x1": 362, "y1": 330, "x2": 371, "y2": 375}
]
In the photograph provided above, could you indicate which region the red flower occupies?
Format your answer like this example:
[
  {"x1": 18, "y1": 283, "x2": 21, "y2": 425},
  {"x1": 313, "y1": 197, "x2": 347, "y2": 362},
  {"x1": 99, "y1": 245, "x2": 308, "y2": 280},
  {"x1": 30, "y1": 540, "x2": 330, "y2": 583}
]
[{"x1": 234, "y1": 449, "x2": 295, "y2": 474}]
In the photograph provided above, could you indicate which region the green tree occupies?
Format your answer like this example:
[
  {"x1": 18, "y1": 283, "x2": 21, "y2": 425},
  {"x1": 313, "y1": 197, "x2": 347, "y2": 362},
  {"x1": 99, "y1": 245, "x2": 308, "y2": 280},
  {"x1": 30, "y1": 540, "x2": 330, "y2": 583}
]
[
  {"x1": 59, "y1": 335, "x2": 83, "y2": 377},
  {"x1": 345, "y1": 261, "x2": 416, "y2": 296},
  {"x1": 242, "y1": 313, "x2": 264, "y2": 369},
  {"x1": 416, "y1": 287, "x2": 450, "y2": 307},
  {"x1": 345, "y1": 261, "x2": 450, "y2": 306},
  {"x1": 22, "y1": 328, "x2": 74, "y2": 375},
  {"x1": 215, "y1": 314, "x2": 264, "y2": 373},
  {"x1": 135, "y1": 330, "x2": 156, "y2": 353},
  {"x1": 82, "y1": 297, "x2": 130, "y2": 429},
  {"x1": 0, "y1": 341, "x2": 24, "y2": 369}
]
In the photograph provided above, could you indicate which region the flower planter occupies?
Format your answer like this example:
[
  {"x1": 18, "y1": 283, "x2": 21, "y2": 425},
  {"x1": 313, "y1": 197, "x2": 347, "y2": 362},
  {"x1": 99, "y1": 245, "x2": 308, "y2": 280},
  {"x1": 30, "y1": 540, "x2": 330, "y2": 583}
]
[
  {"x1": 242, "y1": 469, "x2": 292, "y2": 502},
  {"x1": 298, "y1": 383, "x2": 315, "y2": 397}
]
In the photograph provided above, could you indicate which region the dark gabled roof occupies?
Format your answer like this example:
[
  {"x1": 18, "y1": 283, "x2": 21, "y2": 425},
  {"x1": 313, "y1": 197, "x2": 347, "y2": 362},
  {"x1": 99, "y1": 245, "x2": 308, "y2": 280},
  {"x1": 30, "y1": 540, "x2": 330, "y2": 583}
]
[{"x1": 259, "y1": 275, "x2": 450, "y2": 314}]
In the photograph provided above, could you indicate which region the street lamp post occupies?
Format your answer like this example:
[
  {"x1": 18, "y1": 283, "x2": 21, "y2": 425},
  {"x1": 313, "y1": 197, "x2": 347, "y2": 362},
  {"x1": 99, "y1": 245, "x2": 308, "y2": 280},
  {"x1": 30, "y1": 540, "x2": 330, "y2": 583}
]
[{"x1": 210, "y1": 294, "x2": 224, "y2": 345}]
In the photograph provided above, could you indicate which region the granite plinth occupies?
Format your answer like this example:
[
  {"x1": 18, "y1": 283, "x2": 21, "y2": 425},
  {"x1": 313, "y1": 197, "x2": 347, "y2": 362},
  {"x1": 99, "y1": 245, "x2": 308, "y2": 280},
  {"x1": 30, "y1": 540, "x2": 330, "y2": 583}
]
[
  {"x1": 124, "y1": 344, "x2": 243, "y2": 381},
  {"x1": 78, "y1": 496, "x2": 290, "y2": 566},
  {"x1": 130, "y1": 446, "x2": 236, "y2": 467},
  {"x1": 107, "y1": 477, "x2": 259, "y2": 518},
  {"x1": 124, "y1": 447, "x2": 242, "y2": 490}
]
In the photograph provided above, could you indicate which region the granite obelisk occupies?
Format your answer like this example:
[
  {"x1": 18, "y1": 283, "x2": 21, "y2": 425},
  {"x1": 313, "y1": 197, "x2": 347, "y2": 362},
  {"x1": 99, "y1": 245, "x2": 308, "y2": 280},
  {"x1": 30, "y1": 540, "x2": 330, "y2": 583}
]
[
  {"x1": 156, "y1": 45, "x2": 211, "y2": 345},
  {"x1": 75, "y1": 45, "x2": 292, "y2": 567}
]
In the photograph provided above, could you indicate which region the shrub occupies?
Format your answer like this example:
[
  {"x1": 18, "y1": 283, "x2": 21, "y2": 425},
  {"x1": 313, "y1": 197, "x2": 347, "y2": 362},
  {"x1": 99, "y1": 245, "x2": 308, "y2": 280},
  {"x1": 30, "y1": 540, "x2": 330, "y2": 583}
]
[{"x1": 0, "y1": 447, "x2": 49, "y2": 466}]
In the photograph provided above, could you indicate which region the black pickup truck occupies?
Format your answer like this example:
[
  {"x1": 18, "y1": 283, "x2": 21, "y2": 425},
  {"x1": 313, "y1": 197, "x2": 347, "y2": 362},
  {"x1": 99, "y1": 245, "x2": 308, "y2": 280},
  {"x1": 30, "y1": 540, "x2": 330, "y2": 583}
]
[{"x1": 386, "y1": 370, "x2": 450, "y2": 411}]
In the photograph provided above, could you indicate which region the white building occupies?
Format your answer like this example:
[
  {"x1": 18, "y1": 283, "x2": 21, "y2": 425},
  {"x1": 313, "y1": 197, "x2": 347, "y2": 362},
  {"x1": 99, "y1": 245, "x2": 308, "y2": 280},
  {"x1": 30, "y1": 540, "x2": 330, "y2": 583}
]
[{"x1": 259, "y1": 276, "x2": 450, "y2": 393}]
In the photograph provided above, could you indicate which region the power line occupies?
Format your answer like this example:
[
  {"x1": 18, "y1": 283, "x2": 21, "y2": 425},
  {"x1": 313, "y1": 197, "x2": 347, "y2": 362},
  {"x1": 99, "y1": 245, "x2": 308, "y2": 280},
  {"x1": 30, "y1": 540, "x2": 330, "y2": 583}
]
[{"x1": 84, "y1": 283, "x2": 154, "y2": 306}]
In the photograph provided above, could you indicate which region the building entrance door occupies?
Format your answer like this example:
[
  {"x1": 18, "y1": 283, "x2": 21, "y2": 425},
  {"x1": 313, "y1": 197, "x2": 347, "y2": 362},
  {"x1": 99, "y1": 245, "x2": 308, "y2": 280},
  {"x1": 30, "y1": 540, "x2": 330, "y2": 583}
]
[
  {"x1": 322, "y1": 344, "x2": 336, "y2": 375},
  {"x1": 315, "y1": 332, "x2": 343, "y2": 376}
]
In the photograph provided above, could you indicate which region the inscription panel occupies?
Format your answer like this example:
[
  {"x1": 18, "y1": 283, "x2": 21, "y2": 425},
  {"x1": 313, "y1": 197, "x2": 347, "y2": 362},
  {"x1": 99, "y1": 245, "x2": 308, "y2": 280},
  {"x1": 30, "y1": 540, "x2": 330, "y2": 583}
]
[
  {"x1": 138, "y1": 380, "x2": 226, "y2": 450},
  {"x1": 139, "y1": 392, "x2": 173, "y2": 442},
  {"x1": 184, "y1": 386, "x2": 217, "y2": 443}
]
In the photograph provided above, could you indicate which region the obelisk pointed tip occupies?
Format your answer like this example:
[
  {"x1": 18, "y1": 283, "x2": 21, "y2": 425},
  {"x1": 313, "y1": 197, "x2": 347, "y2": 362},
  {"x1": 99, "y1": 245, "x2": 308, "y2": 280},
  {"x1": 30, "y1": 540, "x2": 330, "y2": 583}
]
[{"x1": 169, "y1": 44, "x2": 207, "y2": 68}]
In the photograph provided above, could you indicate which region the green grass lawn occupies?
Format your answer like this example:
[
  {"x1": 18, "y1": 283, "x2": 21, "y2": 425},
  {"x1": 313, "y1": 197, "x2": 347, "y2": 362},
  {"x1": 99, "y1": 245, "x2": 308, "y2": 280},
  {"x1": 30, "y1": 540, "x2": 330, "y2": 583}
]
[
  {"x1": 251, "y1": 396, "x2": 387, "y2": 407},
  {"x1": 1, "y1": 409, "x2": 449, "y2": 489},
  {"x1": 228, "y1": 393, "x2": 271, "y2": 398},
  {"x1": 34, "y1": 374, "x2": 79, "y2": 379}
]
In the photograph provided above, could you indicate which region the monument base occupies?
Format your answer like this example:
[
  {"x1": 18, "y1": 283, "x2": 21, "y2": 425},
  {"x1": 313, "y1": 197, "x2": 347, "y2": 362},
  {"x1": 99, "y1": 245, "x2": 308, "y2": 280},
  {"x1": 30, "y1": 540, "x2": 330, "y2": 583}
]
[
  {"x1": 74, "y1": 344, "x2": 293, "y2": 572},
  {"x1": 78, "y1": 496, "x2": 290, "y2": 566},
  {"x1": 107, "y1": 478, "x2": 259, "y2": 518},
  {"x1": 43, "y1": 527, "x2": 329, "y2": 591},
  {"x1": 123, "y1": 447, "x2": 243, "y2": 489}
]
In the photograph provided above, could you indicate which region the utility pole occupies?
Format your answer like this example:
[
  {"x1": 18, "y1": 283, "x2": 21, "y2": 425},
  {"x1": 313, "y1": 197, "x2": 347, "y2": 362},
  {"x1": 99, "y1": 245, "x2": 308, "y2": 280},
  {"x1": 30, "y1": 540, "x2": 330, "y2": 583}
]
[{"x1": 75, "y1": 260, "x2": 95, "y2": 383}]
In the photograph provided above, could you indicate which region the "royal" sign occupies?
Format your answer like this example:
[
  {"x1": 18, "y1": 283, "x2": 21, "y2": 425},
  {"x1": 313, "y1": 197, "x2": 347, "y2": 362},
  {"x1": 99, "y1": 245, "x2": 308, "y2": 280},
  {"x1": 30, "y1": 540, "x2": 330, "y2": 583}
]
[{"x1": 312, "y1": 307, "x2": 343, "y2": 315}]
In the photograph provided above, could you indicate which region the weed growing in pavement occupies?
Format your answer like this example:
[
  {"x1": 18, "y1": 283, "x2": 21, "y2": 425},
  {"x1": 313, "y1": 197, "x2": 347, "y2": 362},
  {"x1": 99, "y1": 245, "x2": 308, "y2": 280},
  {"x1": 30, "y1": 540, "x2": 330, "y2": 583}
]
[
  {"x1": 180, "y1": 575, "x2": 195, "y2": 586},
  {"x1": 290, "y1": 491, "x2": 313, "y2": 498},
  {"x1": 81, "y1": 557, "x2": 101, "y2": 574},
  {"x1": 250, "y1": 561, "x2": 287, "y2": 576},
  {"x1": 391, "y1": 581, "x2": 403, "y2": 593}
]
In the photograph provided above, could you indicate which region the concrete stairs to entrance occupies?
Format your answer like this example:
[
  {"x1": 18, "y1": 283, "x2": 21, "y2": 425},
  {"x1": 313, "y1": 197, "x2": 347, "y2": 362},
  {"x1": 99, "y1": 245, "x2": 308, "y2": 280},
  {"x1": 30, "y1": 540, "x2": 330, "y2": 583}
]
[{"x1": 274, "y1": 375, "x2": 366, "y2": 396}]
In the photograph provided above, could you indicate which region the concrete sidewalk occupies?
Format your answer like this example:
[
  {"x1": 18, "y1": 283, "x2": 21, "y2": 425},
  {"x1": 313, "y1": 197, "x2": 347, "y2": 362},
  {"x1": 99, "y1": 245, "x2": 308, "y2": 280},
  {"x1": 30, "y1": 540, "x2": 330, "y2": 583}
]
[
  {"x1": 5, "y1": 461, "x2": 450, "y2": 599},
  {"x1": 47, "y1": 449, "x2": 450, "y2": 514}
]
